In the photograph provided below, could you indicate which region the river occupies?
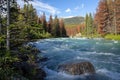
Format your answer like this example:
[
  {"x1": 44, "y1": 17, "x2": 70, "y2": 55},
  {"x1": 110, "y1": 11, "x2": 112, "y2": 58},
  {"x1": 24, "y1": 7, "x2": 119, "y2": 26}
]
[{"x1": 33, "y1": 38, "x2": 120, "y2": 80}]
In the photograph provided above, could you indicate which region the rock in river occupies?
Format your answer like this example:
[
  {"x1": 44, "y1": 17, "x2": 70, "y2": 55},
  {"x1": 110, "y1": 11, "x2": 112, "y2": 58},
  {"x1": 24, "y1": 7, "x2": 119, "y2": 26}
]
[{"x1": 58, "y1": 61, "x2": 95, "y2": 75}]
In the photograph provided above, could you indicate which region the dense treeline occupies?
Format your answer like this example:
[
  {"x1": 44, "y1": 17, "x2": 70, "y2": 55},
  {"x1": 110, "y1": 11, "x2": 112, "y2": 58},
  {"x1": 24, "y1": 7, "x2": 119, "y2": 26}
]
[{"x1": 0, "y1": 0, "x2": 67, "y2": 79}]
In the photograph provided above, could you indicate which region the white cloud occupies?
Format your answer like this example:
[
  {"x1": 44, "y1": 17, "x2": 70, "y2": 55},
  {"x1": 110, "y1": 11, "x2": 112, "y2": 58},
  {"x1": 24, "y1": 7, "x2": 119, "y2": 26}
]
[
  {"x1": 81, "y1": 3, "x2": 85, "y2": 9},
  {"x1": 74, "y1": 6, "x2": 80, "y2": 10},
  {"x1": 62, "y1": 16, "x2": 74, "y2": 18},
  {"x1": 65, "y1": 8, "x2": 71, "y2": 13},
  {"x1": 17, "y1": 0, "x2": 60, "y2": 15},
  {"x1": 74, "y1": 4, "x2": 84, "y2": 11}
]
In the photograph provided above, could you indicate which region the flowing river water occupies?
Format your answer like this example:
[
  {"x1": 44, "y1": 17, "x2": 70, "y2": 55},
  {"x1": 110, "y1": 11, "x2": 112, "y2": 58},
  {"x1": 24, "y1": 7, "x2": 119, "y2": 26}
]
[{"x1": 33, "y1": 38, "x2": 120, "y2": 80}]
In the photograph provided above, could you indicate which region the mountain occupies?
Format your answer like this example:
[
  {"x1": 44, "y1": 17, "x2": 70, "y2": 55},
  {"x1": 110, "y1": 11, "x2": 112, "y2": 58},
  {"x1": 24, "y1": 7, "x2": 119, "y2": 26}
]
[{"x1": 63, "y1": 16, "x2": 84, "y2": 25}]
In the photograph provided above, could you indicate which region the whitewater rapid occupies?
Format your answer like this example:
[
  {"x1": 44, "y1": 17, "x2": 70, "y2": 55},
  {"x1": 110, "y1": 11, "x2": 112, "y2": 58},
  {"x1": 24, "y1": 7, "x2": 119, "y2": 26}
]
[{"x1": 33, "y1": 38, "x2": 120, "y2": 80}]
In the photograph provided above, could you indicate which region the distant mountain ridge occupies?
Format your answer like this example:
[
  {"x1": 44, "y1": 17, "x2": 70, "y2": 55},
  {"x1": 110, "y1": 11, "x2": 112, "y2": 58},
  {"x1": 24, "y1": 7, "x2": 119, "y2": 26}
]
[{"x1": 63, "y1": 16, "x2": 84, "y2": 25}]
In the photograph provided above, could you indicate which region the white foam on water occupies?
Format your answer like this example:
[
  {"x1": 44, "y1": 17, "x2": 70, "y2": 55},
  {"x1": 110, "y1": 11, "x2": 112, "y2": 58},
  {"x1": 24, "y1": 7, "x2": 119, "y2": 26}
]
[
  {"x1": 96, "y1": 60, "x2": 120, "y2": 66},
  {"x1": 73, "y1": 37, "x2": 88, "y2": 40},
  {"x1": 93, "y1": 38, "x2": 104, "y2": 40},
  {"x1": 87, "y1": 52, "x2": 116, "y2": 56},
  {"x1": 96, "y1": 42, "x2": 100, "y2": 44},
  {"x1": 43, "y1": 67, "x2": 87, "y2": 80},
  {"x1": 75, "y1": 56, "x2": 90, "y2": 61},
  {"x1": 96, "y1": 68, "x2": 120, "y2": 80},
  {"x1": 98, "y1": 52, "x2": 116, "y2": 56},
  {"x1": 112, "y1": 40, "x2": 118, "y2": 43},
  {"x1": 76, "y1": 56, "x2": 81, "y2": 59},
  {"x1": 43, "y1": 38, "x2": 68, "y2": 42},
  {"x1": 111, "y1": 47, "x2": 117, "y2": 50}
]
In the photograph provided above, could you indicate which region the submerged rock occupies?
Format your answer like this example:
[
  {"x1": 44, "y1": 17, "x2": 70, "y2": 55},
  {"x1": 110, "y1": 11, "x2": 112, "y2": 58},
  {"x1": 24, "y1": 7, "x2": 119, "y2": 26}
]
[{"x1": 58, "y1": 61, "x2": 95, "y2": 75}]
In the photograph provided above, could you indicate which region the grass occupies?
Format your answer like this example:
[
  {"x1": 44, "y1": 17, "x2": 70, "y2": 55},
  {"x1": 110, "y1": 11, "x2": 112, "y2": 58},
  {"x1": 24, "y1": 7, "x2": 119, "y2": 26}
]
[
  {"x1": 78, "y1": 34, "x2": 120, "y2": 41},
  {"x1": 104, "y1": 34, "x2": 120, "y2": 40}
]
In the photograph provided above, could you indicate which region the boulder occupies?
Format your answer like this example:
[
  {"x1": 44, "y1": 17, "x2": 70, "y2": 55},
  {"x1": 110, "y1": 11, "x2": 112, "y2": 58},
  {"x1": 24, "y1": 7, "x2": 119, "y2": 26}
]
[{"x1": 58, "y1": 61, "x2": 95, "y2": 75}]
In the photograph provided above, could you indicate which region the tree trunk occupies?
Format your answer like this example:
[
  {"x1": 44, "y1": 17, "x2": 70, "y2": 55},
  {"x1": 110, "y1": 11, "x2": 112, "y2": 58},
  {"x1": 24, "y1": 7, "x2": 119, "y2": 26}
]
[
  {"x1": 7, "y1": 0, "x2": 10, "y2": 50},
  {"x1": 0, "y1": 15, "x2": 1, "y2": 35},
  {"x1": 0, "y1": 1, "x2": 2, "y2": 35}
]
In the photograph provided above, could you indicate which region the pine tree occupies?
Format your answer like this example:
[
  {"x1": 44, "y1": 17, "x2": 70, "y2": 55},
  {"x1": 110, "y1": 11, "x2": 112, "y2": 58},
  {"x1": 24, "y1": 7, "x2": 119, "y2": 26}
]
[
  {"x1": 52, "y1": 15, "x2": 61, "y2": 37},
  {"x1": 59, "y1": 19, "x2": 67, "y2": 37},
  {"x1": 41, "y1": 12, "x2": 47, "y2": 32},
  {"x1": 88, "y1": 13, "x2": 94, "y2": 36},
  {"x1": 47, "y1": 15, "x2": 53, "y2": 34},
  {"x1": 95, "y1": 0, "x2": 109, "y2": 36},
  {"x1": 85, "y1": 14, "x2": 89, "y2": 36},
  {"x1": 37, "y1": 17, "x2": 41, "y2": 24},
  {"x1": 28, "y1": 4, "x2": 37, "y2": 25},
  {"x1": 106, "y1": 0, "x2": 114, "y2": 34},
  {"x1": 6, "y1": 0, "x2": 10, "y2": 50}
]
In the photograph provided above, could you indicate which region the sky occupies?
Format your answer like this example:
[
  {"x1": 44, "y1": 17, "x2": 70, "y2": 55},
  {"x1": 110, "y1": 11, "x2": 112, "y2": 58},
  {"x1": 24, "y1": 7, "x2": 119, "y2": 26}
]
[{"x1": 17, "y1": 0, "x2": 99, "y2": 19}]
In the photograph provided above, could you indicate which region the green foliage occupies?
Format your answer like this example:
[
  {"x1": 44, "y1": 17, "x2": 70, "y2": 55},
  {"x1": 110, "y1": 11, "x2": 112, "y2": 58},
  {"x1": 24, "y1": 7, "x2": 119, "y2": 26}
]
[
  {"x1": 51, "y1": 15, "x2": 61, "y2": 37},
  {"x1": 0, "y1": 35, "x2": 5, "y2": 44},
  {"x1": 10, "y1": 1, "x2": 19, "y2": 23},
  {"x1": 104, "y1": 34, "x2": 120, "y2": 40},
  {"x1": 0, "y1": 46, "x2": 41, "y2": 80},
  {"x1": 0, "y1": 35, "x2": 6, "y2": 49},
  {"x1": 0, "y1": 67, "x2": 14, "y2": 80},
  {"x1": 9, "y1": 20, "x2": 51, "y2": 48},
  {"x1": 42, "y1": 32, "x2": 52, "y2": 38},
  {"x1": 17, "y1": 46, "x2": 42, "y2": 80},
  {"x1": 41, "y1": 12, "x2": 47, "y2": 32},
  {"x1": 0, "y1": 50, "x2": 20, "y2": 80}
]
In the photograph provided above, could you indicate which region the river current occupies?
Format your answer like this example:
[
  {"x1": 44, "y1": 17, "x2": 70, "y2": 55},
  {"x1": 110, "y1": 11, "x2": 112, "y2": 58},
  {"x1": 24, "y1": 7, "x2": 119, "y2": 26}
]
[{"x1": 33, "y1": 38, "x2": 120, "y2": 80}]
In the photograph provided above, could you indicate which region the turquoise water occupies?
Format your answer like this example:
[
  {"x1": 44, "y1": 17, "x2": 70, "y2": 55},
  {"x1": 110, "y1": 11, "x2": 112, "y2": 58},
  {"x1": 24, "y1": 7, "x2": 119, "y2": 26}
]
[{"x1": 34, "y1": 38, "x2": 120, "y2": 80}]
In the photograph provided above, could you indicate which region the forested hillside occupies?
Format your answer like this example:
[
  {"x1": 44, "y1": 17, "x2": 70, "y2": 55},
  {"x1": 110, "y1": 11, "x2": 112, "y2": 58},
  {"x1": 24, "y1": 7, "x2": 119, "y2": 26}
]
[{"x1": 64, "y1": 16, "x2": 84, "y2": 25}]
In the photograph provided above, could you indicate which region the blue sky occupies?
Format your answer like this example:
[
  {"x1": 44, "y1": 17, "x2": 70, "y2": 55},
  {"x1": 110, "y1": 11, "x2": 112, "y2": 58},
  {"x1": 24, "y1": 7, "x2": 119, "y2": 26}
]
[{"x1": 17, "y1": 0, "x2": 99, "y2": 19}]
